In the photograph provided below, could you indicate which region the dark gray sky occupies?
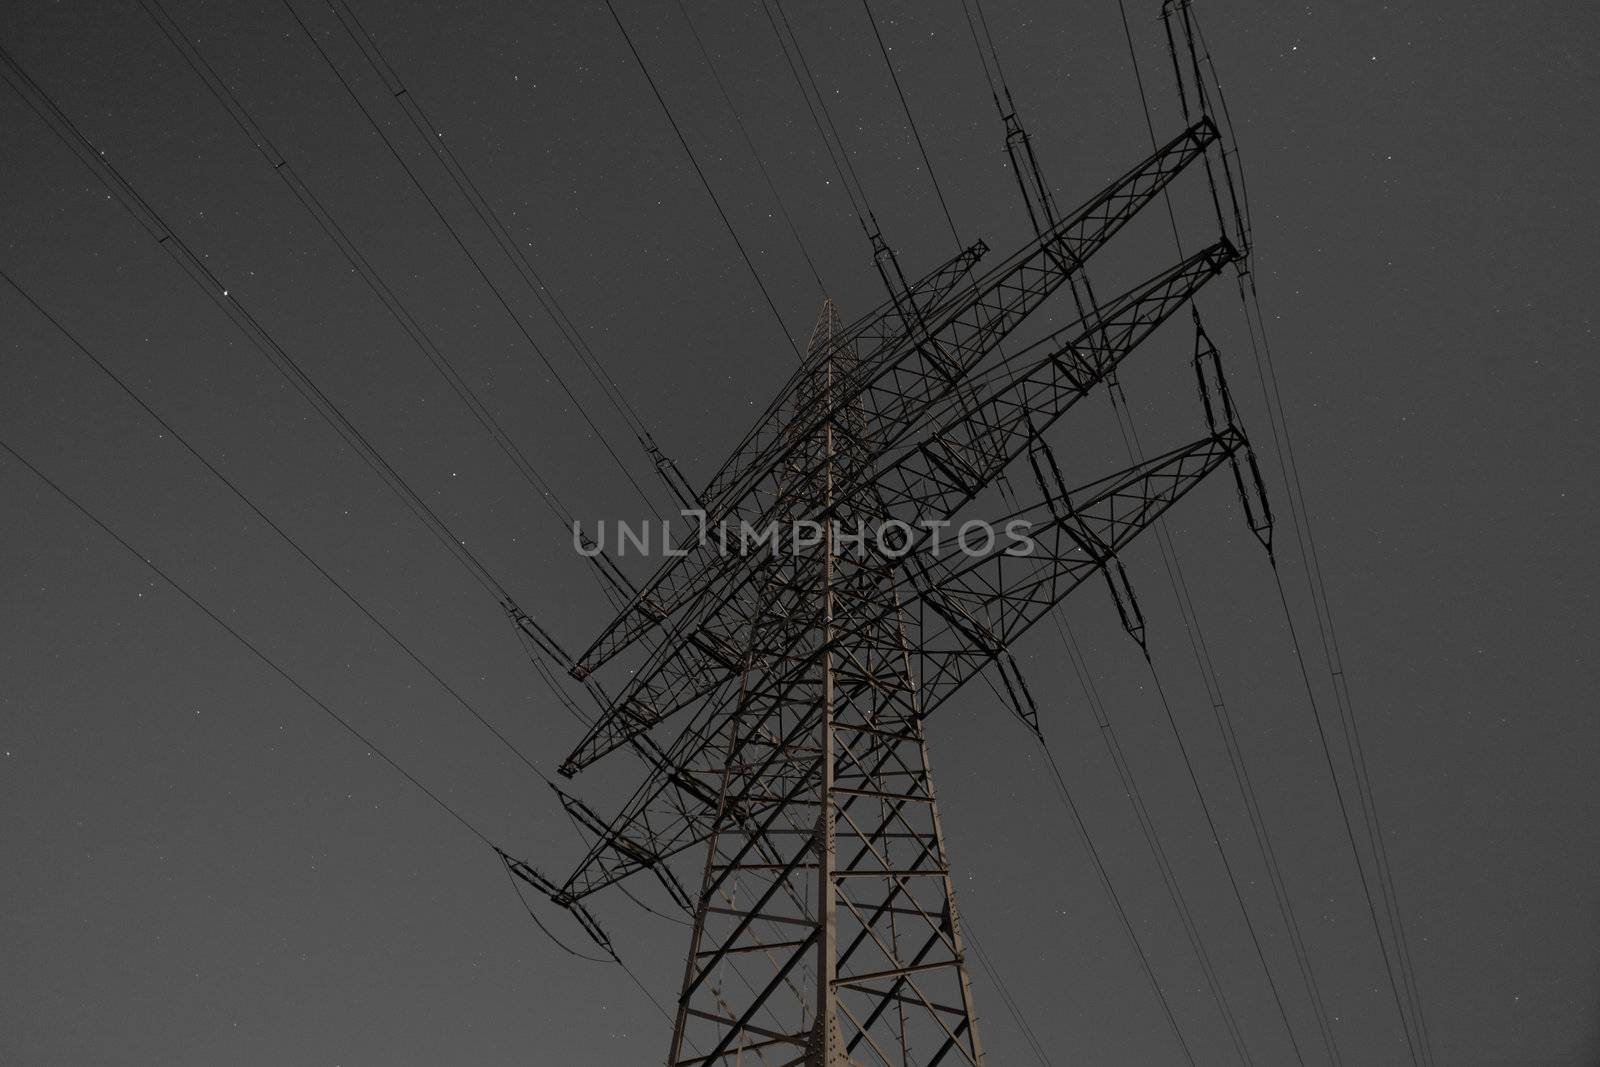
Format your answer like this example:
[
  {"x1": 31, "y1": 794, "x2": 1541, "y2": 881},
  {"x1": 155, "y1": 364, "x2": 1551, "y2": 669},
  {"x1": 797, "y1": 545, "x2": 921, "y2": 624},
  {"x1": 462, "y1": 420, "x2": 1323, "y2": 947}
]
[{"x1": 3, "y1": 1, "x2": 1596, "y2": 1064}]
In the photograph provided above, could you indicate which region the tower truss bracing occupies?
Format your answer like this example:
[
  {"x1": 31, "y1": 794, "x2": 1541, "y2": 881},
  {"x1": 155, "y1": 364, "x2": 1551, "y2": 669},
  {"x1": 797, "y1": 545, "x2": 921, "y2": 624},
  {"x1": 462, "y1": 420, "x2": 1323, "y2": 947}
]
[
  {"x1": 513, "y1": 105, "x2": 1270, "y2": 1065},
  {"x1": 665, "y1": 301, "x2": 983, "y2": 1064},
  {"x1": 0, "y1": 0, "x2": 1447, "y2": 1059}
]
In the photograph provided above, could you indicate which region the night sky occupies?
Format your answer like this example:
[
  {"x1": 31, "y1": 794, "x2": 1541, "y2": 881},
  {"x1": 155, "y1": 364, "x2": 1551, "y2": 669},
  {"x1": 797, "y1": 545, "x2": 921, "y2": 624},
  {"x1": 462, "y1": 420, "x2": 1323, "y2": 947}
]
[{"x1": 3, "y1": 1, "x2": 1596, "y2": 1064}]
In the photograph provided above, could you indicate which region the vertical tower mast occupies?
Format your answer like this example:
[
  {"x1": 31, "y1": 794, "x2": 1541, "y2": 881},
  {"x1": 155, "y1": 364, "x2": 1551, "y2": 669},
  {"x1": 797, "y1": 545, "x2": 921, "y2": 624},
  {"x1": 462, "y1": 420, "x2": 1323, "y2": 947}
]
[{"x1": 667, "y1": 300, "x2": 984, "y2": 1066}]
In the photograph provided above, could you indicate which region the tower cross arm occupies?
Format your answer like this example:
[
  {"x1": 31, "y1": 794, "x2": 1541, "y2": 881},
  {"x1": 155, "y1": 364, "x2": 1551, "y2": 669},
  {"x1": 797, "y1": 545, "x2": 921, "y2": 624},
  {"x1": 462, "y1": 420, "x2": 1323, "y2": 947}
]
[
  {"x1": 569, "y1": 117, "x2": 1221, "y2": 681},
  {"x1": 872, "y1": 237, "x2": 1239, "y2": 520},
  {"x1": 559, "y1": 238, "x2": 1232, "y2": 774},
  {"x1": 909, "y1": 428, "x2": 1247, "y2": 716},
  {"x1": 549, "y1": 430, "x2": 1249, "y2": 903}
]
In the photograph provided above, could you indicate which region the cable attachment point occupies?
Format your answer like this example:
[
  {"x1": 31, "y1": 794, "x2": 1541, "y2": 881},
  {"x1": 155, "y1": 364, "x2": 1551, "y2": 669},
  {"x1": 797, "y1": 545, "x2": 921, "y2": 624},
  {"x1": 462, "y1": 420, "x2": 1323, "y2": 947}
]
[
  {"x1": 1103, "y1": 558, "x2": 1149, "y2": 658},
  {"x1": 641, "y1": 430, "x2": 701, "y2": 513},
  {"x1": 1026, "y1": 435, "x2": 1147, "y2": 655},
  {"x1": 1001, "y1": 101, "x2": 1058, "y2": 237},
  {"x1": 872, "y1": 230, "x2": 961, "y2": 392},
  {"x1": 1191, "y1": 313, "x2": 1273, "y2": 556},
  {"x1": 553, "y1": 773, "x2": 697, "y2": 908},
  {"x1": 869, "y1": 230, "x2": 917, "y2": 316},
  {"x1": 498, "y1": 846, "x2": 616, "y2": 958},
  {"x1": 1024, "y1": 435, "x2": 1071, "y2": 522},
  {"x1": 1162, "y1": 0, "x2": 1251, "y2": 260},
  {"x1": 575, "y1": 530, "x2": 638, "y2": 605},
  {"x1": 504, "y1": 597, "x2": 573, "y2": 666},
  {"x1": 995, "y1": 649, "x2": 1043, "y2": 739}
]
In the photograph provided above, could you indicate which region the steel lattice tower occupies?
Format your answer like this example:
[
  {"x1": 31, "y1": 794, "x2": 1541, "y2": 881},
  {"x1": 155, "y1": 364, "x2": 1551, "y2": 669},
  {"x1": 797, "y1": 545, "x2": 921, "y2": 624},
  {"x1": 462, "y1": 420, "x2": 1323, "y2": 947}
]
[
  {"x1": 507, "y1": 109, "x2": 1269, "y2": 1065},
  {"x1": 664, "y1": 300, "x2": 984, "y2": 1063}
]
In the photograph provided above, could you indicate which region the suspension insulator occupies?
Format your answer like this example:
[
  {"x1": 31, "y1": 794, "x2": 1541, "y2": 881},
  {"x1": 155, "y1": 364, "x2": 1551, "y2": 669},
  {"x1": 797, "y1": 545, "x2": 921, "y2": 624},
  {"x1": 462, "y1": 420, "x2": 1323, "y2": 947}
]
[{"x1": 1104, "y1": 558, "x2": 1149, "y2": 656}]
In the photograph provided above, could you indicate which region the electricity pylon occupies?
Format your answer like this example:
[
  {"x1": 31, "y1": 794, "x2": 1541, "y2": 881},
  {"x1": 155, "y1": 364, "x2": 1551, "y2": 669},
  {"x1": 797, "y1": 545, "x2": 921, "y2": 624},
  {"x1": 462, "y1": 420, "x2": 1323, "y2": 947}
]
[
  {"x1": 508, "y1": 111, "x2": 1268, "y2": 1065},
  {"x1": 663, "y1": 299, "x2": 985, "y2": 1063}
]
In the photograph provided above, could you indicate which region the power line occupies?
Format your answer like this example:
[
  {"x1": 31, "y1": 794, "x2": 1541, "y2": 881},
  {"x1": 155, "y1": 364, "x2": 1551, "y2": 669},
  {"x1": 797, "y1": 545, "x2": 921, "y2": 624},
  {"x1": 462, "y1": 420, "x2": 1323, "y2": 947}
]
[
  {"x1": 134, "y1": 0, "x2": 583, "y2": 535},
  {"x1": 323, "y1": 0, "x2": 674, "y2": 465},
  {"x1": 0, "y1": 45, "x2": 558, "y2": 640},
  {"x1": 974, "y1": 662, "x2": 1200, "y2": 1065},
  {"x1": 857, "y1": 0, "x2": 961, "y2": 247},
  {"x1": 966, "y1": 0, "x2": 1012, "y2": 98},
  {"x1": 597, "y1": 0, "x2": 803, "y2": 362},
  {"x1": 751, "y1": 0, "x2": 863, "y2": 232},
  {"x1": 1034, "y1": 739, "x2": 1200, "y2": 1067},
  {"x1": 671, "y1": 0, "x2": 827, "y2": 296},
  {"x1": 138, "y1": 0, "x2": 651, "y2": 614},
  {"x1": 1157, "y1": 6, "x2": 1433, "y2": 1060},
  {"x1": 961, "y1": 920, "x2": 1053, "y2": 1066},
  {"x1": 7, "y1": 6, "x2": 1433, "y2": 1060},
  {"x1": 0, "y1": 427, "x2": 662, "y2": 990},
  {"x1": 1001, "y1": 475, "x2": 1245, "y2": 1062},
  {"x1": 956, "y1": 0, "x2": 1002, "y2": 110},
  {"x1": 0, "y1": 434, "x2": 502, "y2": 852},
  {"x1": 617, "y1": 952, "x2": 678, "y2": 1028},
  {"x1": 1166, "y1": 9, "x2": 1249, "y2": 257},
  {"x1": 501, "y1": 854, "x2": 613, "y2": 963},
  {"x1": 1200, "y1": 15, "x2": 1433, "y2": 1045},
  {"x1": 952, "y1": 9, "x2": 1285, "y2": 1059},
  {"x1": 1267, "y1": 561, "x2": 1426, "y2": 1066},
  {"x1": 958, "y1": 3, "x2": 1387, "y2": 1058},
  {"x1": 1, "y1": 266, "x2": 564, "y2": 791},
  {"x1": 1044, "y1": 610, "x2": 1256, "y2": 1065},
  {"x1": 1098, "y1": 6, "x2": 1364, "y2": 1061},
  {"x1": 1099, "y1": 355, "x2": 1341, "y2": 1063},
  {"x1": 1143, "y1": 655, "x2": 1308, "y2": 1065},
  {"x1": 1231, "y1": 247, "x2": 1436, "y2": 1063},
  {"x1": 1113, "y1": 0, "x2": 1185, "y2": 247},
  {"x1": 764, "y1": 0, "x2": 881, "y2": 229},
  {"x1": 273, "y1": 0, "x2": 664, "y2": 516},
  {"x1": 1104, "y1": 372, "x2": 1344, "y2": 1065}
]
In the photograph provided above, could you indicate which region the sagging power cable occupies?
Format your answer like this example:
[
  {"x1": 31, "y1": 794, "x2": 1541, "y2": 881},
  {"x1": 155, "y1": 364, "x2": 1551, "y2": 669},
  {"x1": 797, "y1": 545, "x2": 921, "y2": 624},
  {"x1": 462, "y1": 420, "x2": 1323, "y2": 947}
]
[
  {"x1": 761, "y1": 0, "x2": 880, "y2": 231},
  {"x1": 322, "y1": 0, "x2": 702, "y2": 515},
  {"x1": 0, "y1": 44, "x2": 571, "y2": 667},
  {"x1": 0, "y1": 435, "x2": 604, "y2": 971},
  {"x1": 1191, "y1": 13, "x2": 1431, "y2": 1057},
  {"x1": 858, "y1": 0, "x2": 961, "y2": 246},
  {"x1": 672, "y1": 0, "x2": 827, "y2": 296},
  {"x1": 970, "y1": 670, "x2": 1199, "y2": 1067},
  {"x1": 2, "y1": 428, "x2": 661, "y2": 988},
  {"x1": 598, "y1": 0, "x2": 803, "y2": 362},
  {"x1": 137, "y1": 0, "x2": 579, "y2": 535},
  {"x1": 2, "y1": 268, "x2": 559, "y2": 789},
  {"x1": 274, "y1": 0, "x2": 663, "y2": 515},
  {"x1": 1157, "y1": 6, "x2": 1433, "y2": 1061}
]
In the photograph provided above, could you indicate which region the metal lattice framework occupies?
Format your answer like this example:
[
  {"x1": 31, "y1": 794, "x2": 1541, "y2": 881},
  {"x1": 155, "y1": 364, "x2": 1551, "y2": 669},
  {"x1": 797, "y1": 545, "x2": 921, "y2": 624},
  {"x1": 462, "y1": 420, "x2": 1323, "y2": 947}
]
[{"x1": 509, "y1": 108, "x2": 1271, "y2": 1064}]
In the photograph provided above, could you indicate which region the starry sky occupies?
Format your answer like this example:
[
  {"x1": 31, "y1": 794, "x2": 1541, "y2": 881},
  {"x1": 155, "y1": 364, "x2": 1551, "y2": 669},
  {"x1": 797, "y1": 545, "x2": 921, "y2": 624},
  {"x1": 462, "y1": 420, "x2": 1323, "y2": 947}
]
[{"x1": 2, "y1": 1, "x2": 1597, "y2": 1064}]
